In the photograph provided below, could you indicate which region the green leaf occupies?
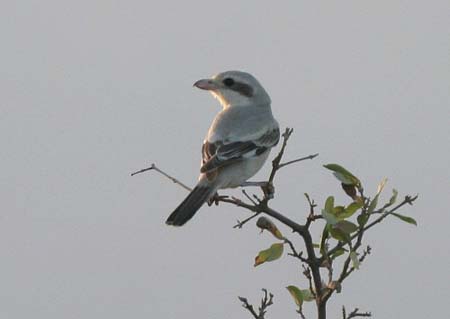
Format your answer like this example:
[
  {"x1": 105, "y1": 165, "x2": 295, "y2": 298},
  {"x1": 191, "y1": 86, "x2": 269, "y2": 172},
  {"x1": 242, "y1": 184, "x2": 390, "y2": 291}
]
[
  {"x1": 254, "y1": 243, "x2": 284, "y2": 266},
  {"x1": 322, "y1": 209, "x2": 338, "y2": 225},
  {"x1": 329, "y1": 226, "x2": 350, "y2": 243},
  {"x1": 322, "y1": 196, "x2": 338, "y2": 225},
  {"x1": 388, "y1": 189, "x2": 398, "y2": 206},
  {"x1": 325, "y1": 196, "x2": 334, "y2": 212},
  {"x1": 337, "y1": 201, "x2": 363, "y2": 220},
  {"x1": 323, "y1": 164, "x2": 360, "y2": 186},
  {"x1": 391, "y1": 213, "x2": 417, "y2": 226},
  {"x1": 286, "y1": 285, "x2": 303, "y2": 307},
  {"x1": 320, "y1": 227, "x2": 329, "y2": 255},
  {"x1": 334, "y1": 205, "x2": 345, "y2": 216},
  {"x1": 334, "y1": 220, "x2": 358, "y2": 234},
  {"x1": 367, "y1": 194, "x2": 379, "y2": 214},
  {"x1": 330, "y1": 248, "x2": 347, "y2": 260},
  {"x1": 301, "y1": 289, "x2": 315, "y2": 302},
  {"x1": 350, "y1": 250, "x2": 360, "y2": 270},
  {"x1": 357, "y1": 213, "x2": 369, "y2": 227}
]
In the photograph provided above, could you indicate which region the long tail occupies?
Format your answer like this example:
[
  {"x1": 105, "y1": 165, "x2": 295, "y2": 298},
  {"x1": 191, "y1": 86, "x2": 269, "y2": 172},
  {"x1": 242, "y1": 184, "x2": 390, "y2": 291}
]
[{"x1": 166, "y1": 183, "x2": 216, "y2": 226}]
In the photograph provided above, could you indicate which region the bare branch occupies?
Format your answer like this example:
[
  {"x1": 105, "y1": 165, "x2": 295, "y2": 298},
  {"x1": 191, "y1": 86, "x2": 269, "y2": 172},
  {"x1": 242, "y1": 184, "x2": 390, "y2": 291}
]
[
  {"x1": 343, "y1": 307, "x2": 372, "y2": 319},
  {"x1": 131, "y1": 163, "x2": 192, "y2": 192},
  {"x1": 285, "y1": 237, "x2": 308, "y2": 262},
  {"x1": 278, "y1": 153, "x2": 319, "y2": 169},
  {"x1": 304, "y1": 193, "x2": 322, "y2": 228},
  {"x1": 238, "y1": 289, "x2": 274, "y2": 319},
  {"x1": 238, "y1": 296, "x2": 259, "y2": 319},
  {"x1": 268, "y1": 127, "x2": 294, "y2": 184},
  {"x1": 297, "y1": 307, "x2": 306, "y2": 319},
  {"x1": 303, "y1": 264, "x2": 316, "y2": 298},
  {"x1": 242, "y1": 189, "x2": 258, "y2": 205},
  {"x1": 234, "y1": 212, "x2": 261, "y2": 229}
]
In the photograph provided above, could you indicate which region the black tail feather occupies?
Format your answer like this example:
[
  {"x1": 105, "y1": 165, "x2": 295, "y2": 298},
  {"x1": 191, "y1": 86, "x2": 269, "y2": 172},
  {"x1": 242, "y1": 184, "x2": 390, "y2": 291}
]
[{"x1": 166, "y1": 185, "x2": 213, "y2": 226}]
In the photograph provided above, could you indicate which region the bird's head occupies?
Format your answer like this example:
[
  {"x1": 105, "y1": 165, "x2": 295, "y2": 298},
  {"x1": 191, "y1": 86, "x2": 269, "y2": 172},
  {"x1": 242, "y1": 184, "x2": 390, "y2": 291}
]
[{"x1": 193, "y1": 70, "x2": 271, "y2": 108}]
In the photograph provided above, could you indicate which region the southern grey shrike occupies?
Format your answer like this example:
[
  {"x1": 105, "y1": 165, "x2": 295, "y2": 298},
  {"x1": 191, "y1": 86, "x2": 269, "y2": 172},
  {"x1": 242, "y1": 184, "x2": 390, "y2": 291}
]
[{"x1": 166, "y1": 71, "x2": 280, "y2": 226}]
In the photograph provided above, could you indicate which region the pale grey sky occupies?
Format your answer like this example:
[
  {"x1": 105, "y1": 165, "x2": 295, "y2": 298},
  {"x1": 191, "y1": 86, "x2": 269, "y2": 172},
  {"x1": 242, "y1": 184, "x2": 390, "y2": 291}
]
[{"x1": 1, "y1": 0, "x2": 449, "y2": 318}]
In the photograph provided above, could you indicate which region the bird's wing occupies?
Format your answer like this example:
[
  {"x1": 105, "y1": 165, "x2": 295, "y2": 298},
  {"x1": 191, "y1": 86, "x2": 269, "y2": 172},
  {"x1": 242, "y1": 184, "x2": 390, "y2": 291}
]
[{"x1": 200, "y1": 127, "x2": 280, "y2": 173}]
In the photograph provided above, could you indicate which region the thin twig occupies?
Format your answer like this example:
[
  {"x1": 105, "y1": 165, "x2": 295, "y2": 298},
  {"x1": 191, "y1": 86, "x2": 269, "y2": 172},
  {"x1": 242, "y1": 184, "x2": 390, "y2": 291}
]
[
  {"x1": 303, "y1": 264, "x2": 316, "y2": 298},
  {"x1": 131, "y1": 164, "x2": 192, "y2": 192},
  {"x1": 345, "y1": 307, "x2": 372, "y2": 318},
  {"x1": 234, "y1": 212, "x2": 261, "y2": 229},
  {"x1": 298, "y1": 307, "x2": 306, "y2": 319},
  {"x1": 339, "y1": 246, "x2": 371, "y2": 283},
  {"x1": 305, "y1": 193, "x2": 321, "y2": 228},
  {"x1": 285, "y1": 238, "x2": 307, "y2": 262},
  {"x1": 242, "y1": 189, "x2": 258, "y2": 205},
  {"x1": 238, "y1": 289, "x2": 274, "y2": 319},
  {"x1": 238, "y1": 296, "x2": 259, "y2": 319},
  {"x1": 278, "y1": 153, "x2": 319, "y2": 169},
  {"x1": 268, "y1": 128, "x2": 294, "y2": 184}
]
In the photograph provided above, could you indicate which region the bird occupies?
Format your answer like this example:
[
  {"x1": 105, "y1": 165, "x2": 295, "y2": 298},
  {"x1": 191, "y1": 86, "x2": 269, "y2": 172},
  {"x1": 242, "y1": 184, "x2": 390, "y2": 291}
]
[{"x1": 166, "y1": 70, "x2": 280, "y2": 226}]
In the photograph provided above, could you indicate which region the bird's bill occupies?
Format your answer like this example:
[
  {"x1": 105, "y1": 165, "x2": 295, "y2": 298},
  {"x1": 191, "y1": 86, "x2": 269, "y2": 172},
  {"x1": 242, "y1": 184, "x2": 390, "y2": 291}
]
[{"x1": 193, "y1": 79, "x2": 218, "y2": 90}]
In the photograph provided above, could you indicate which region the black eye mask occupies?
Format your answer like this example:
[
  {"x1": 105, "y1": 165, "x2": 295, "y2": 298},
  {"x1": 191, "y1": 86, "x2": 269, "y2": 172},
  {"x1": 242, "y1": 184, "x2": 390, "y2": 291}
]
[
  {"x1": 231, "y1": 82, "x2": 254, "y2": 97},
  {"x1": 222, "y1": 77, "x2": 254, "y2": 97}
]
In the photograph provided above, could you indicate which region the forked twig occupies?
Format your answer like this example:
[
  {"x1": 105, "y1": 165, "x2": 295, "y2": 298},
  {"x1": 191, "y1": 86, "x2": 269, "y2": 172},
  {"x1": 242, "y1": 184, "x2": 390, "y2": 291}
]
[
  {"x1": 342, "y1": 306, "x2": 372, "y2": 318},
  {"x1": 238, "y1": 289, "x2": 274, "y2": 319},
  {"x1": 234, "y1": 212, "x2": 261, "y2": 229}
]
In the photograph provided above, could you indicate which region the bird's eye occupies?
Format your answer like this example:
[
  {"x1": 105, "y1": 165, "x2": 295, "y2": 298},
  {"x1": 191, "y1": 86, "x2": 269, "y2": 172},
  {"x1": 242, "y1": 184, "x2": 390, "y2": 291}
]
[{"x1": 222, "y1": 78, "x2": 235, "y2": 87}]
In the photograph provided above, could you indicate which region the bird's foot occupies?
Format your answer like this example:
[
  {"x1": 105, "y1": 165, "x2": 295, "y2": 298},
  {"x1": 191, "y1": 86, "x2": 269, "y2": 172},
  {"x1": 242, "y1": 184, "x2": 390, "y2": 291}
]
[
  {"x1": 208, "y1": 193, "x2": 229, "y2": 206},
  {"x1": 262, "y1": 182, "x2": 275, "y2": 199}
]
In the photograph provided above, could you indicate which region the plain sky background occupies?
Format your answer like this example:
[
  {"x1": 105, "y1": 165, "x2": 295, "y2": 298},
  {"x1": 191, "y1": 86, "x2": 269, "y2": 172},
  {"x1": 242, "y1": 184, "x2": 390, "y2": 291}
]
[{"x1": 1, "y1": 1, "x2": 449, "y2": 318}]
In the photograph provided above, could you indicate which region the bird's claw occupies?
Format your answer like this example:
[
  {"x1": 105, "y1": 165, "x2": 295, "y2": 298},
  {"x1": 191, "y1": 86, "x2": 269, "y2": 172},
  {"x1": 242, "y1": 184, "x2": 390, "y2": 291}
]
[
  {"x1": 208, "y1": 193, "x2": 229, "y2": 206},
  {"x1": 262, "y1": 182, "x2": 275, "y2": 199}
]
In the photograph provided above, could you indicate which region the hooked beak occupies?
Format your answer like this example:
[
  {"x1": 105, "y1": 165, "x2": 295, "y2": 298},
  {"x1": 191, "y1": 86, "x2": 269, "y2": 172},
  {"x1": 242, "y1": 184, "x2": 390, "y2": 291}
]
[{"x1": 193, "y1": 79, "x2": 218, "y2": 90}]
